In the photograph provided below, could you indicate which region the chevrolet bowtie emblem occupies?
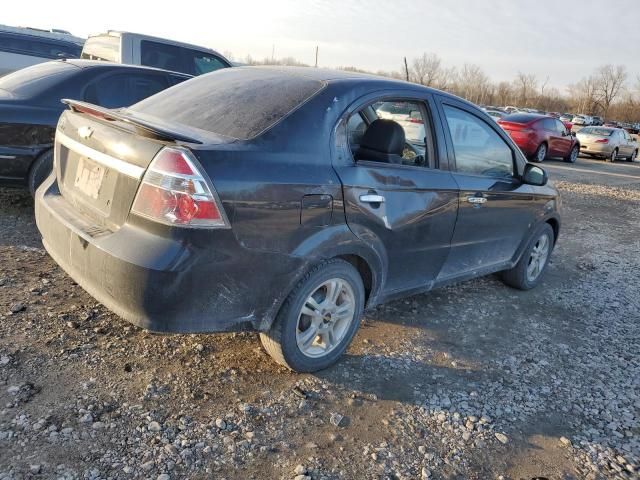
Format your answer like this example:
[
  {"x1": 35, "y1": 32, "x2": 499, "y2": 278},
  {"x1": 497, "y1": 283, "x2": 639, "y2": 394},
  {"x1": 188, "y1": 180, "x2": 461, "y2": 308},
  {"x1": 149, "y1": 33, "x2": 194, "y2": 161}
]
[{"x1": 78, "y1": 126, "x2": 94, "y2": 139}]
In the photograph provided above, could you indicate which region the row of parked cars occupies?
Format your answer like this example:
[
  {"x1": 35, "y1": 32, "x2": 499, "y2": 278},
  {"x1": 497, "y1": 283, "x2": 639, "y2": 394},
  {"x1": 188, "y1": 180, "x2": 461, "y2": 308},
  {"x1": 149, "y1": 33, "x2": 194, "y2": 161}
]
[
  {"x1": 481, "y1": 106, "x2": 639, "y2": 164},
  {"x1": 0, "y1": 22, "x2": 615, "y2": 372}
]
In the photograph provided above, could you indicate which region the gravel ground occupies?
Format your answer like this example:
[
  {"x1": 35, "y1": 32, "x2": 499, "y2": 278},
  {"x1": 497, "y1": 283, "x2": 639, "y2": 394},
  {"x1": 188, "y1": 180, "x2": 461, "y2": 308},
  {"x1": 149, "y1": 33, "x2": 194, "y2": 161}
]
[{"x1": 0, "y1": 156, "x2": 639, "y2": 480}]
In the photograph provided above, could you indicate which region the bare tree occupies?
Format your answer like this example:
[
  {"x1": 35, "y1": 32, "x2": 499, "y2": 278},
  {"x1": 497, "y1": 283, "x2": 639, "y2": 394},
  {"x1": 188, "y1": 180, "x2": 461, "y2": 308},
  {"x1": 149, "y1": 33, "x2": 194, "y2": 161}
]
[
  {"x1": 595, "y1": 64, "x2": 627, "y2": 116},
  {"x1": 453, "y1": 64, "x2": 491, "y2": 105},
  {"x1": 410, "y1": 53, "x2": 443, "y2": 87},
  {"x1": 495, "y1": 81, "x2": 514, "y2": 106},
  {"x1": 513, "y1": 73, "x2": 538, "y2": 107},
  {"x1": 567, "y1": 76, "x2": 602, "y2": 115}
]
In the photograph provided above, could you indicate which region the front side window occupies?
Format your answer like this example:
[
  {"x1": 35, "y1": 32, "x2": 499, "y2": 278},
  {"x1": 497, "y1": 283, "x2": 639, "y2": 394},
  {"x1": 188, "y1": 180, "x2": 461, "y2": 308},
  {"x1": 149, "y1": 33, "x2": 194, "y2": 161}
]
[
  {"x1": 554, "y1": 120, "x2": 567, "y2": 134},
  {"x1": 141, "y1": 41, "x2": 229, "y2": 76},
  {"x1": 187, "y1": 51, "x2": 229, "y2": 75},
  {"x1": 349, "y1": 100, "x2": 435, "y2": 168},
  {"x1": 443, "y1": 105, "x2": 514, "y2": 178}
]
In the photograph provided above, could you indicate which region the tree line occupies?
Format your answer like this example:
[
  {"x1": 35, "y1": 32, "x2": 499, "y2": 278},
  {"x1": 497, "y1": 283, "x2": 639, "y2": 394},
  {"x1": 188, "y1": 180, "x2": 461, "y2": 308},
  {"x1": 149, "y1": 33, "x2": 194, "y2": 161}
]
[{"x1": 225, "y1": 51, "x2": 639, "y2": 123}]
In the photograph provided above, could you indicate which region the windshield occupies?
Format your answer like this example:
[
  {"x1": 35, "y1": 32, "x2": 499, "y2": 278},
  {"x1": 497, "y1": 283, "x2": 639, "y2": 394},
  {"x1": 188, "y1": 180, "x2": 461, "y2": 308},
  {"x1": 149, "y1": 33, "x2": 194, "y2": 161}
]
[
  {"x1": 129, "y1": 68, "x2": 325, "y2": 140},
  {"x1": 0, "y1": 60, "x2": 78, "y2": 98}
]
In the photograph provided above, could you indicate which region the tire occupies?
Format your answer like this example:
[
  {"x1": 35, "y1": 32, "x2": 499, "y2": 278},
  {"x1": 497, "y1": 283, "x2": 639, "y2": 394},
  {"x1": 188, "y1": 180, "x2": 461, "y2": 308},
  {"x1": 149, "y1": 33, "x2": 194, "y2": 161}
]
[
  {"x1": 28, "y1": 149, "x2": 53, "y2": 197},
  {"x1": 501, "y1": 223, "x2": 554, "y2": 291},
  {"x1": 607, "y1": 148, "x2": 618, "y2": 163},
  {"x1": 564, "y1": 145, "x2": 579, "y2": 163},
  {"x1": 531, "y1": 143, "x2": 547, "y2": 163},
  {"x1": 627, "y1": 150, "x2": 637, "y2": 163},
  {"x1": 260, "y1": 259, "x2": 365, "y2": 372}
]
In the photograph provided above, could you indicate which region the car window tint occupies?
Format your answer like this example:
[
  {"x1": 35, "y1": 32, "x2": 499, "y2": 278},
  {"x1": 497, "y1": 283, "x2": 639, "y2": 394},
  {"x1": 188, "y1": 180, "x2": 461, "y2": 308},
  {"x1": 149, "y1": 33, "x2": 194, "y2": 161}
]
[
  {"x1": 129, "y1": 68, "x2": 325, "y2": 140},
  {"x1": 542, "y1": 118, "x2": 556, "y2": 131},
  {"x1": 187, "y1": 50, "x2": 228, "y2": 75},
  {"x1": 443, "y1": 105, "x2": 514, "y2": 178},
  {"x1": 555, "y1": 120, "x2": 567, "y2": 134},
  {"x1": 374, "y1": 101, "x2": 427, "y2": 146},
  {"x1": 84, "y1": 73, "x2": 168, "y2": 109},
  {"x1": 141, "y1": 41, "x2": 185, "y2": 73},
  {"x1": 0, "y1": 33, "x2": 81, "y2": 59}
]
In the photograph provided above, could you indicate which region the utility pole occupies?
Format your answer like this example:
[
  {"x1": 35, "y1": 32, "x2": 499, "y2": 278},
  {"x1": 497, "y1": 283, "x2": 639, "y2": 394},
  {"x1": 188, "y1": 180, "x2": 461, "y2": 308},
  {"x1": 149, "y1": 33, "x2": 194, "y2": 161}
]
[
  {"x1": 315, "y1": 46, "x2": 318, "y2": 68},
  {"x1": 404, "y1": 57, "x2": 409, "y2": 82},
  {"x1": 271, "y1": 44, "x2": 275, "y2": 63}
]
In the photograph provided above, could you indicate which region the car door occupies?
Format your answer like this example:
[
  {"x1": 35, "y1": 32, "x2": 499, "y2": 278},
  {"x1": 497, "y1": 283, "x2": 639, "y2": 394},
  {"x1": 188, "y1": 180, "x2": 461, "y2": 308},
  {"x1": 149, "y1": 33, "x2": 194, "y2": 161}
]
[
  {"x1": 554, "y1": 119, "x2": 572, "y2": 156},
  {"x1": 620, "y1": 129, "x2": 634, "y2": 156},
  {"x1": 333, "y1": 94, "x2": 459, "y2": 294},
  {"x1": 436, "y1": 97, "x2": 537, "y2": 280},
  {"x1": 542, "y1": 118, "x2": 561, "y2": 156}
]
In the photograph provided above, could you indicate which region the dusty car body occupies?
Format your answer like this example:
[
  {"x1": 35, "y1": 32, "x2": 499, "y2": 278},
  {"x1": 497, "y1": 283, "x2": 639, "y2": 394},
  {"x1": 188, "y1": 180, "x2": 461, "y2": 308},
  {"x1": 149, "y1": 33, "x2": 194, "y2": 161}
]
[{"x1": 35, "y1": 67, "x2": 561, "y2": 371}]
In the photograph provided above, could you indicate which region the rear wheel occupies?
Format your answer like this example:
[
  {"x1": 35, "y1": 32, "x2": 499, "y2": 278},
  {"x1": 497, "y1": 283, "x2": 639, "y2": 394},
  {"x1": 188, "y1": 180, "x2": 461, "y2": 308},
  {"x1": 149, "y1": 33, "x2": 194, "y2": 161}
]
[
  {"x1": 28, "y1": 149, "x2": 53, "y2": 197},
  {"x1": 607, "y1": 148, "x2": 618, "y2": 163},
  {"x1": 532, "y1": 143, "x2": 547, "y2": 163},
  {"x1": 564, "y1": 145, "x2": 579, "y2": 163},
  {"x1": 501, "y1": 223, "x2": 554, "y2": 290},
  {"x1": 260, "y1": 259, "x2": 365, "y2": 372}
]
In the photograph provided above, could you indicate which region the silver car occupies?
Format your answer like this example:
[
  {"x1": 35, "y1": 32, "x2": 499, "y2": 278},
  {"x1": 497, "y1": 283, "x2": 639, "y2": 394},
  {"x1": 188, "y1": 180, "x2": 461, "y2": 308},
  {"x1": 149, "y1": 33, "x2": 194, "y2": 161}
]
[{"x1": 577, "y1": 127, "x2": 638, "y2": 162}]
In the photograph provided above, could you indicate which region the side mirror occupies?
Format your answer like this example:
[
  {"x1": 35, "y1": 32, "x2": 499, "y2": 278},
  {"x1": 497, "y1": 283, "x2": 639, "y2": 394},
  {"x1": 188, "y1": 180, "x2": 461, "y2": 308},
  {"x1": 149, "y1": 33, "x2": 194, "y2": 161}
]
[{"x1": 523, "y1": 163, "x2": 548, "y2": 186}]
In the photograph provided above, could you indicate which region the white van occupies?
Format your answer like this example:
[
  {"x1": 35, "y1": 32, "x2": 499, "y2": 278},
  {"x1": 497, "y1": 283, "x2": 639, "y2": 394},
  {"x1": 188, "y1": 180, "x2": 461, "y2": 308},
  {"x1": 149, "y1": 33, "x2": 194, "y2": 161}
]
[
  {"x1": 0, "y1": 25, "x2": 84, "y2": 76},
  {"x1": 81, "y1": 31, "x2": 231, "y2": 76}
]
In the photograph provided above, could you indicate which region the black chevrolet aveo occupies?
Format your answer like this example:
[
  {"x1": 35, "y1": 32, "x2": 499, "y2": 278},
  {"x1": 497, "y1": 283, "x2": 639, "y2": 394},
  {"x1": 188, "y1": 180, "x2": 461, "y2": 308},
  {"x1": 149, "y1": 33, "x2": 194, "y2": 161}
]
[{"x1": 35, "y1": 67, "x2": 560, "y2": 372}]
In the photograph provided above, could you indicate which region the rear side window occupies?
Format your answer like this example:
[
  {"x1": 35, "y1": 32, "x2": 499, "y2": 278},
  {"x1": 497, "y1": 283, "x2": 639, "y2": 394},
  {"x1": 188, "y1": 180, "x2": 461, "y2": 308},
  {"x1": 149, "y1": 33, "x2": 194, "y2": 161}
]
[
  {"x1": 443, "y1": 105, "x2": 514, "y2": 178},
  {"x1": 140, "y1": 41, "x2": 229, "y2": 75},
  {"x1": 129, "y1": 68, "x2": 325, "y2": 140},
  {"x1": 0, "y1": 33, "x2": 81, "y2": 59},
  {"x1": 80, "y1": 35, "x2": 120, "y2": 62},
  {"x1": 84, "y1": 73, "x2": 169, "y2": 109}
]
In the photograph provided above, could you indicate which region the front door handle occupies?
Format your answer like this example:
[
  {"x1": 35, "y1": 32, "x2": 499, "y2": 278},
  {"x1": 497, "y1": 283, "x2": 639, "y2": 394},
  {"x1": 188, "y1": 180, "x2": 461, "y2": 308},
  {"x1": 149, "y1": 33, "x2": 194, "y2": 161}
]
[
  {"x1": 359, "y1": 194, "x2": 385, "y2": 204},
  {"x1": 466, "y1": 196, "x2": 487, "y2": 205}
]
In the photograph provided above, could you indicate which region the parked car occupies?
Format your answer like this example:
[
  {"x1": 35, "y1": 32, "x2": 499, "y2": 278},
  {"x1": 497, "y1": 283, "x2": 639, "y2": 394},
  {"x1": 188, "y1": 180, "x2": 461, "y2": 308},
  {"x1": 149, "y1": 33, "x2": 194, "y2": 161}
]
[
  {"x1": 572, "y1": 115, "x2": 588, "y2": 127},
  {"x1": 0, "y1": 59, "x2": 191, "y2": 193},
  {"x1": 35, "y1": 67, "x2": 560, "y2": 372},
  {"x1": 374, "y1": 101, "x2": 425, "y2": 144},
  {"x1": 592, "y1": 116, "x2": 603, "y2": 126},
  {"x1": 577, "y1": 127, "x2": 638, "y2": 162},
  {"x1": 482, "y1": 108, "x2": 508, "y2": 122},
  {"x1": 559, "y1": 113, "x2": 574, "y2": 123},
  {"x1": 498, "y1": 113, "x2": 580, "y2": 163},
  {"x1": 0, "y1": 24, "x2": 83, "y2": 76},
  {"x1": 623, "y1": 123, "x2": 639, "y2": 135},
  {"x1": 81, "y1": 31, "x2": 231, "y2": 76}
]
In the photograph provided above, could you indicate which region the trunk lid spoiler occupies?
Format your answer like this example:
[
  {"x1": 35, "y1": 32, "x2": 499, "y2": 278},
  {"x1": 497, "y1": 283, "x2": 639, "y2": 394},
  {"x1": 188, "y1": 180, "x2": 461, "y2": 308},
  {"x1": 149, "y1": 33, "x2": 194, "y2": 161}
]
[{"x1": 61, "y1": 99, "x2": 204, "y2": 145}]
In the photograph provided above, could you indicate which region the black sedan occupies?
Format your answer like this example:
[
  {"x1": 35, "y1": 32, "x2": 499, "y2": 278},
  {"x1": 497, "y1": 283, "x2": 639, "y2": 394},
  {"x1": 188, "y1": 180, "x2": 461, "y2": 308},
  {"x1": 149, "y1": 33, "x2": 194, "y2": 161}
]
[
  {"x1": 0, "y1": 59, "x2": 191, "y2": 194},
  {"x1": 35, "y1": 67, "x2": 560, "y2": 372}
]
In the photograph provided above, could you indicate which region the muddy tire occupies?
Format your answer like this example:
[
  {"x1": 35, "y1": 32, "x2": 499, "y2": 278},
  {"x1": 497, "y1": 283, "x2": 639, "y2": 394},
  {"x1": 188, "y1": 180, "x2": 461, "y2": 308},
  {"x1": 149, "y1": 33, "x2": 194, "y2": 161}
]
[
  {"x1": 28, "y1": 149, "x2": 53, "y2": 197},
  {"x1": 260, "y1": 259, "x2": 365, "y2": 372},
  {"x1": 501, "y1": 223, "x2": 554, "y2": 291}
]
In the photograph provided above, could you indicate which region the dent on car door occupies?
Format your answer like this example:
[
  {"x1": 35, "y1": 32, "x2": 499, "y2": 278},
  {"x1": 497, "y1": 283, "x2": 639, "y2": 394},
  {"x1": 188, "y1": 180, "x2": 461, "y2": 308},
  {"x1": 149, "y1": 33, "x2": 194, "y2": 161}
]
[
  {"x1": 437, "y1": 101, "x2": 538, "y2": 279},
  {"x1": 334, "y1": 96, "x2": 459, "y2": 294}
]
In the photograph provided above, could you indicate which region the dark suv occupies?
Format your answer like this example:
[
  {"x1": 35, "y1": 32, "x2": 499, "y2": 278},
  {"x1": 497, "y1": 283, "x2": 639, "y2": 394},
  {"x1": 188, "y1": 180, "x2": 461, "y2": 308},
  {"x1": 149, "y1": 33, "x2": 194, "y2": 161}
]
[{"x1": 35, "y1": 68, "x2": 561, "y2": 372}]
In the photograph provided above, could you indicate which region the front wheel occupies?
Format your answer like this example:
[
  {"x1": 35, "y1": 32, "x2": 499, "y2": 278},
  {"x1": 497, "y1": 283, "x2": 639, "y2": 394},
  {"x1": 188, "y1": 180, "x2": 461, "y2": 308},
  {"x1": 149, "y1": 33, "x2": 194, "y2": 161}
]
[
  {"x1": 531, "y1": 143, "x2": 547, "y2": 163},
  {"x1": 627, "y1": 150, "x2": 637, "y2": 163},
  {"x1": 260, "y1": 259, "x2": 365, "y2": 372},
  {"x1": 564, "y1": 145, "x2": 579, "y2": 163},
  {"x1": 501, "y1": 223, "x2": 554, "y2": 290}
]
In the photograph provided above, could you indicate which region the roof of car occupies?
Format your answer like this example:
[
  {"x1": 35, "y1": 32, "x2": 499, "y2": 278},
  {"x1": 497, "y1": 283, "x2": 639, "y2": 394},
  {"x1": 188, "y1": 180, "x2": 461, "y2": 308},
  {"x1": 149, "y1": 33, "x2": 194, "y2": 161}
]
[
  {"x1": 59, "y1": 59, "x2": 193, "y2": 77},
  {"x1": 0, "y1": 24, "x2": 84, "y2": 45}
]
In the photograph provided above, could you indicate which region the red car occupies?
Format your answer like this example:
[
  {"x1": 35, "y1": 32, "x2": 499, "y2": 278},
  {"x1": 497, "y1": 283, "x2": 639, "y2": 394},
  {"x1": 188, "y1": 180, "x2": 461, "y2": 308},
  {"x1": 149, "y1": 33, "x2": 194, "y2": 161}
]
[{"x1": 498, "y1": 114, "x2": 580, "y2": 163}]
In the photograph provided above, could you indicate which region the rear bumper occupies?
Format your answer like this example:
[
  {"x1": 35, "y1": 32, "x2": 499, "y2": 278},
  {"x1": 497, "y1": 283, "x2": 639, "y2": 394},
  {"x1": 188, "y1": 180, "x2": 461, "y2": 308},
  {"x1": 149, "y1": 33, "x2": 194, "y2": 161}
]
[
  {"x1": 580, "y1": 143, "x2": 613, "y2": 157},
  {"x1": 35, "y1": 176, "x2": 302, "y2": 333}
]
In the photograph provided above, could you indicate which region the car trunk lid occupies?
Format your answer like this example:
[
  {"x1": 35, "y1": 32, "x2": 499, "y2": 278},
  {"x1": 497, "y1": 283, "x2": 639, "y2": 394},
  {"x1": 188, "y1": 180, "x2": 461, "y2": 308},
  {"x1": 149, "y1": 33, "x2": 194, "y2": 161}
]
[{"x1": 53, "y1": 100, "x2": 222, "y2": 232}]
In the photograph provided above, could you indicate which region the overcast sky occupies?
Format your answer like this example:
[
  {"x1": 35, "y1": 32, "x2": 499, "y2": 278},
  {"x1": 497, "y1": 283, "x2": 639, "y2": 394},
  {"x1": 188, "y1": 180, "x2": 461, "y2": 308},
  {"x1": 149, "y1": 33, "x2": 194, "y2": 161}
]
[{"x1": 4, "y1": 0, "x2": 639, "y2": 90}]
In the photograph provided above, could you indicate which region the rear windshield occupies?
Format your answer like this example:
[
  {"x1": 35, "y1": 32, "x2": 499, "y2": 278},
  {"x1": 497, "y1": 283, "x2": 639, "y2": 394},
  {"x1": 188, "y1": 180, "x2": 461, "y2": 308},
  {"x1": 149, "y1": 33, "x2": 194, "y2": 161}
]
[
  {"x1": 0, "y1": 60, "x2": 78, "y2": 98},
  {"x1": 580, "y1": 127, "x2": 613, "y2": 136},
  {"x1": 502, "y1": 113, "x2": 540, "y2": 123},
  {"x1": 129, "y1": 68, "x2": 326, "y2": 140}
]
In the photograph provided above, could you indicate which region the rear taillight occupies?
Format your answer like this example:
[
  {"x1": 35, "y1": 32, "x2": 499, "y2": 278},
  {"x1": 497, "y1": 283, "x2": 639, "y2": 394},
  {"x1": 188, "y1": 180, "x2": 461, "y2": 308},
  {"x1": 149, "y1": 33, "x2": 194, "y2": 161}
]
[
  {"x1": 408, "y1": 118, "x2": 422, "y2": 124},
  {"x1": 595, "y1": 139, "x2": 609, "y2": 144},
  {"x1": 130, "y1": 147, "x2": 228, "y2": 228}
]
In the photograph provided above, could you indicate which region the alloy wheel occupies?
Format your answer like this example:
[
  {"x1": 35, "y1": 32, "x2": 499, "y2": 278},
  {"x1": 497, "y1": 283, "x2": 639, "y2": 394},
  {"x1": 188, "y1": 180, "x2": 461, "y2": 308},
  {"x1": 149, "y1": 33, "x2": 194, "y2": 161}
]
[
  {"x1": 526, "y1": 233, "x2": 550, "y2": 283},
  {"x1": 536, "y1": 144, "x2": 546, "y2": 162},
  {"x1": 570, "y1": 146, "x2": 578, "y2": 163},
  {"x1": 610, "y1": 149, "x2": 617, "y2": 162},
  {"x1": 296, "y1": 278, "x2": 356, "y2": 358}
]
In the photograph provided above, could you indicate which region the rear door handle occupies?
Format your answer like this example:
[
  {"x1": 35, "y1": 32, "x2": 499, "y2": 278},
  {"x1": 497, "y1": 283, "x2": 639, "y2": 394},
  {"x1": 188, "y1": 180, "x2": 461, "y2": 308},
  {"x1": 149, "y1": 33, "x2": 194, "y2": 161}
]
[
  {"x1": 359, "y1": 194, "x2": 385, "y2": 204},
  {"x1": 466, "y1": 196, "x2": 487, "y2": 205}
]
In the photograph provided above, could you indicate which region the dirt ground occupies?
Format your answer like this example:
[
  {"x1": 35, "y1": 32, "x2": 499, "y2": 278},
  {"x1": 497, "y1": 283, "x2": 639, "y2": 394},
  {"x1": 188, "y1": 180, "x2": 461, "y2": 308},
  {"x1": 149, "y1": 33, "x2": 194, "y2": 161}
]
[{"x1": 0, "y1": 155, "x2": 639, "y2": 480}]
